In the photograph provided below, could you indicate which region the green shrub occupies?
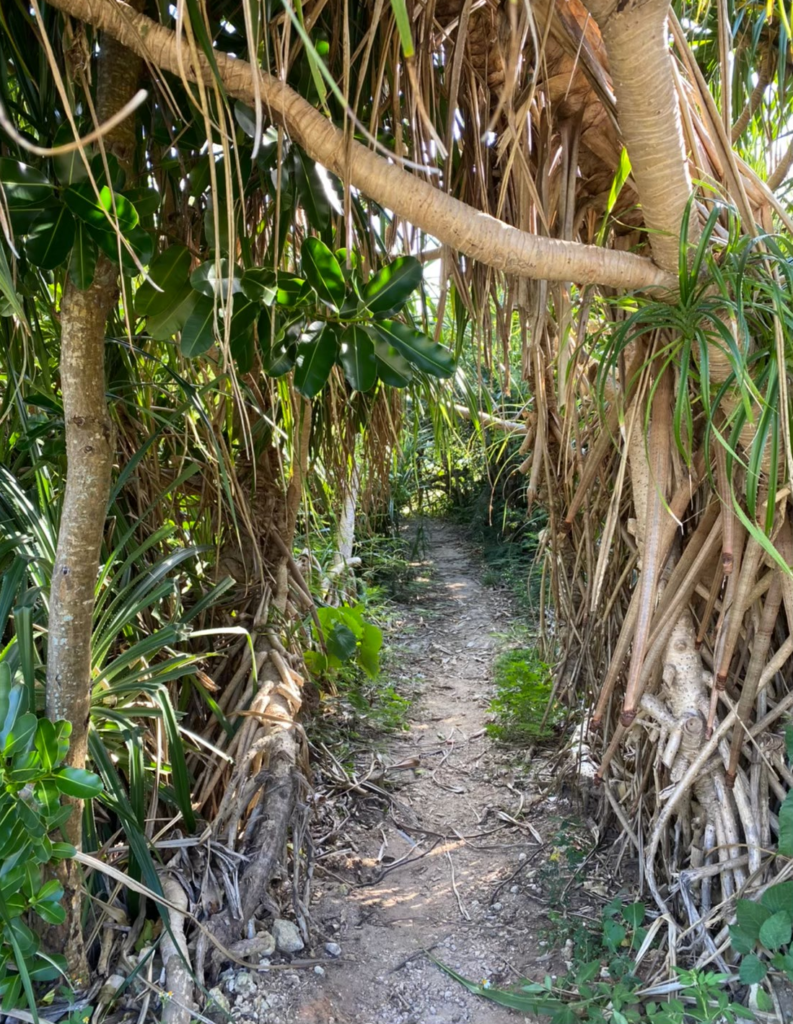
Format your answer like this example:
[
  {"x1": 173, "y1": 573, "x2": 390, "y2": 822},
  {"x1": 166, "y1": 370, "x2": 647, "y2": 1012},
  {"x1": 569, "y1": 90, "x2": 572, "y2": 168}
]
[
  {"x1": 487, "y1": 647, "x2": 559, "y2": 743},
  {"x1": 0, "y1": 665, "x2": 103, "y2": 1015}
]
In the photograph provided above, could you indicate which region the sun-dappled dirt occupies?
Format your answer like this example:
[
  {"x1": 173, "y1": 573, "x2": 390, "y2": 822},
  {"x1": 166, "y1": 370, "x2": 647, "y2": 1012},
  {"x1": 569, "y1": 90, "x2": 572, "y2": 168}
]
[{"x1": 222, "y1": 521, "x2": 570, "y2": 1024}]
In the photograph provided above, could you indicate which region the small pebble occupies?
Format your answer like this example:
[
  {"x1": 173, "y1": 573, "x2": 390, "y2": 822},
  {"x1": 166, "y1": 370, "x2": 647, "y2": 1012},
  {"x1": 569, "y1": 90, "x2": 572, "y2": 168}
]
[
  {"x1": 492, "y1": 901, "x2": 503, "y2": 911},
  {"x1": 518, "y1": 852, "x2": 527, "y2": 862},
  {"x1": 510, "y1": 885, "x2": 520, "y2": 894},
  {"x1": 324, "y1": 941, "x2": 342, "y2": 957},
  {"x1": 314, "y1": 965, "x2": 325, "y2": 976}
]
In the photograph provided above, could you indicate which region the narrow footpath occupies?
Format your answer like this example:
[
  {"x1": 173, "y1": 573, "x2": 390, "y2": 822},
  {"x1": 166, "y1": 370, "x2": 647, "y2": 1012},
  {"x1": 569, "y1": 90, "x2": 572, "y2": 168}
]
[{"x1": 227, "y1": 521, "x2": 554, "y2": 1024}]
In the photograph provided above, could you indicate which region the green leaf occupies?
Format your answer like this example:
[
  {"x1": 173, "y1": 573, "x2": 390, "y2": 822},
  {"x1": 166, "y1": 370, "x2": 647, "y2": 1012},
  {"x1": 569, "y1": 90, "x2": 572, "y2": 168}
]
[
  {"x1": 340, "y1": 325, "x2": 377, "y2": 392},
  {"x1": 359, "y1": 256, "x2": 422, "y2": 315},
  {"x1": 63, "y1": 183, "x2": 138, "y2": 234},
  {"x1": 761, "y1": 882, "x2": 793, "y2": 915},
  {"x1": 738, "y1": 954, "x2": 767, "y2": 985},
  {"x1": 603, "y1": 918, "x2": 627, "y2": 952},
  {"x1": 135, "y1": 245, "x2": 192, "y2": 316},
  {"x1": 190, "y1": 258, "x2": 243, "y2": 298},
  {"x1": 0, "y1": 159, "x2": 53, "y2": 206},
  {"x1": 146, "y1": 284, "x2": 197, "y2": 341},
  {"x1": 0, "y1": 684, "x2": 28, "y2": 749},
  {"x1": 24, "y1": 205, "x2": 75, "y2": 269},
  {"x1": 759, "y1": 910, "x2": 792, "y2": 951},
  {"x1": 68, "y1": 220, "x2": 97, "y2": 289},
  {"x1": 729, "y1": 924, "x2": 757, "y2": 955},
  {"x1": 5, "y1": 713, "x2": 36, "y2": 757},
  {"x1": 275, "y1": 275, "x2": 309, "y2": 307},
  {"x1": 34, "y1": 718, "x2": 58, "y2": 771},
  {"x1": 736, "y1": 898, "x2": 773, "y2": 941},
  {"x1": 231, "y1": 326, "x2": 255, "y2": 374},
  {"x1": 389, "y1": 0, "x2": 415, "y2": 57},
  {"x1": 358, "y1": 622, "x2": 383, "y2": 678},
  {"x1": 51, "y1": 124, "x2": 89, "y2": 186},
  {"x1": 369, "y1": 330, "x2": 413, "y2": 387},
  {"x1": 327, "y1": 623, "x2": 358, "y2": 661},
  {"x1": 301, "y1": 237, "x2": 346, "y2": 310},
  {"x1": 180, "y1": 293, "x2": 217, "y2": 357},
  {"x1": 372, "y1": 320, "x2": 455, "y2": 378},
  {"x1": 260, "y1": 312, "x2": 299, "y2": 376},
  {"x1": 778, "y1": 790, "x2": 793, "y2": 857},
  {"x1": 294, "y1": 149, "x2": 332, "y2": 231},
  {"x1": 621, "y1": 902, "x2": 646, "y2": 929},
  {"x1": 294, "y1": 323, "x2": 338, "y2": 397},
  {"x1": 241, "y1": 268, "x2": 277, "y2": 305},
  {"x1": 53, "y1": 768, "x2": 103, "y2": 799},
  {"x1": 234, "y1": 101, "x2": 259, "y2": 139},
  {"x1": 124, "y1": 186, "x2": 160, "y2": 217},
  {"x1": 32, "y1": 901, "x2": 65, "y2": 926}
]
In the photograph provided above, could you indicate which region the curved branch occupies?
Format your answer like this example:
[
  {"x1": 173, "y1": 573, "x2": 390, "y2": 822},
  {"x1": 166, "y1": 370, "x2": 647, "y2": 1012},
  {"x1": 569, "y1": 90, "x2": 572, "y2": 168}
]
[{"x1": 42, "y1": 0, "x2": 675, "y2": 293}]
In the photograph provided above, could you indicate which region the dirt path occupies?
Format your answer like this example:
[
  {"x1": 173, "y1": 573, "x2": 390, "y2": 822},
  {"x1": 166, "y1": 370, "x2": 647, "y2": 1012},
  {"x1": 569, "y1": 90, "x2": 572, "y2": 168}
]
[{"x1": 224, "y1": 521, "x2": 552, "y2": 1024}]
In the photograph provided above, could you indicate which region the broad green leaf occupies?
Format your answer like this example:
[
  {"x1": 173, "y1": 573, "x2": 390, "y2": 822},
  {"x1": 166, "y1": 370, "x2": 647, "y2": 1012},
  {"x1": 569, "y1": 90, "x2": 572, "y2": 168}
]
[
  {"x1": 621, "y1": 901, "x2": 645, "y2": 929},
  {"x1": 0, "y1": 159, "x2": 53, "y2": 206},
  {"x1": 32, "y1": 901, "x2": 65, "y2": 926},
  {"x1": 301, "y1": 237, "x2": 346, "y2": 310},
  {"x1": 759, "y1": 910, "x2": 792, "y2": 950},
  {"x1": 241, "y1": 268, "x2": 277, "y2": 304},
  {"x1": 234, "y1": 101, "x2": 259, "y2": 139},
  {"x1": 359, "y1": 256, "x2": 422, "y2": 315},
  {"x1": 231, "y1": 326, "x2": 255, "y2": 374},
  {"x1": 136, "y1": 245, "x2": 192, "y2": 316},
  {"x1": 737, "y1": 897, "x2": 773, "y2": 940},
  {"x1": 229, "y1": 296, "x2": 260, "y2": 339},
  {"x1": 190, "y1": 258, "x2": 243, "y2": 298},
  {"x1": 52, "y1": 768, "x2": 103, "y2": 799},
  {"x1": 340, "y1": 325, "x2": 377, "y2": 392},
  {"x1": 729, "y1": 924, "x2": 756, "y2": 955},
  {"x1": 146, "y1": 284, "x2": 197, "y2": 341},
  {"x1": 738, "y1": 953, "x2": 767, "y2": 985},
  {"x1": 294, "y1": 323, "x2": 338, "y2": 397},
  {"x1": 68, "y1": 220, "x2": 98, "y2": 289},
  {"x1": 4, "y1": 713, "x2": 36, "y2": 757},
  {"x1": 115, "y1": 226, "x2": 154, "y2": 274},
  {"x1": 52, "y1": 123, "x2": 89, "y2": 186},
  {"x1": 0, "y1": 684, "x2": 28, "y2": 750},
  {"x1": 372, "y1": 320, "x2": 455, "y2": 378},
  {"x1": 761, "y1": 882, "x2": 793, "y2": 915},
  {"x1": 369, "y1": 330, "x2": 413, "y2": 386},
  {"x1": 358, "y1": 622, "x2": 383, "y2": 678},
  {"x1": 34, "y1": 718, "x2": 58, "y2": 771},
  {"x1": 779, "y1": 789, "x2": 793, "y2": 857},
  {"x1": 275, "y1": 274, "x2": 309, "y2": 307},
  {"x1": 327, "y1": 623, "x2": 358, "y2": 661},
  {"x1": 63, "y1": 183, "x2": 138, "y2": 234},
  {"x1": 124, "y1": 186, "x2": 160, "y2": 217},
  {"x1": 294, "y1": 149, "x2": 332, "y2": 231},
  {"x1": 24, "y1": 205, "x2": 75, "y2": 269},
  {"x1": 180, "y1": 293, "x2": 217, "y2": 357}
]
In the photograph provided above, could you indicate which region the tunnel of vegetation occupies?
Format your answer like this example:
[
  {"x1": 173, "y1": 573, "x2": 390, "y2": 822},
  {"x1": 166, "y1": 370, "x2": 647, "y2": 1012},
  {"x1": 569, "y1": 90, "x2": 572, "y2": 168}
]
[{"x1": 2, "y1": 0, "x2": 793, "y2": 1018}]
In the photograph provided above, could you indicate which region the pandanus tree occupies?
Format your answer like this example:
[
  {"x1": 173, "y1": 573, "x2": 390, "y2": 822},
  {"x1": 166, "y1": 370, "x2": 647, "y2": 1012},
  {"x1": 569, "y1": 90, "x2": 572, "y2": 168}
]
[{"x1": 2, "y1": 0, "x2": 793, "y2": 1006}]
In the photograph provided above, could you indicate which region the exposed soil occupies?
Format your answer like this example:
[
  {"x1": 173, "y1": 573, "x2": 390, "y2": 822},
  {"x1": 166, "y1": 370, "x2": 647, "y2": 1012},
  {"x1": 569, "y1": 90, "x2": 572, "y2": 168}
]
[{"x1": 222, "y1": 520, "x2": 566, "y2": 1024}]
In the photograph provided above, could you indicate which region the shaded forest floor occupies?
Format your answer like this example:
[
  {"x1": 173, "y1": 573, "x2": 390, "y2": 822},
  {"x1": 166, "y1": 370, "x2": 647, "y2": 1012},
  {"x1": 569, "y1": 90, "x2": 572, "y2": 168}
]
[{"x1": 217, "y1": 520, "x2": 591, "y2": 1024}]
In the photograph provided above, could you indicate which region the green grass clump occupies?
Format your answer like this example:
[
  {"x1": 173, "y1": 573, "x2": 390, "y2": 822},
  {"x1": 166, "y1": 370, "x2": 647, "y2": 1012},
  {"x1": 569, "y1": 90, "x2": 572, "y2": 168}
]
[{"x1": 487, "y1": 647, "x2": 558, "y2": 743}]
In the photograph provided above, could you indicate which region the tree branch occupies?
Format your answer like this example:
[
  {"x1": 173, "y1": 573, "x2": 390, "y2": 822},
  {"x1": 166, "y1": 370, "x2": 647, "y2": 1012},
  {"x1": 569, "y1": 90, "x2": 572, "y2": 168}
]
[{"x1": 42, "y1": 0, "x2": 676, "y2": 293}]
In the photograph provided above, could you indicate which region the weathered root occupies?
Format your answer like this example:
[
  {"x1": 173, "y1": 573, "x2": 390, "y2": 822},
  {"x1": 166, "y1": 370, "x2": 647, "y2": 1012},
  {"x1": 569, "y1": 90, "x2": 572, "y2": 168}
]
[{"x1": 159, "y1": 874, "x2": 194, "y2": 1024}]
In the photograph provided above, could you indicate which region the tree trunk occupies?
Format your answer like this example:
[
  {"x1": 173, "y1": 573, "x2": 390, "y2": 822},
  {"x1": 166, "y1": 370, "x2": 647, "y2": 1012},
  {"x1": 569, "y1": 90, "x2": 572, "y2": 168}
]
[{"x1": 45, "y1": 16, "x2": 143, "y2": 982}]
